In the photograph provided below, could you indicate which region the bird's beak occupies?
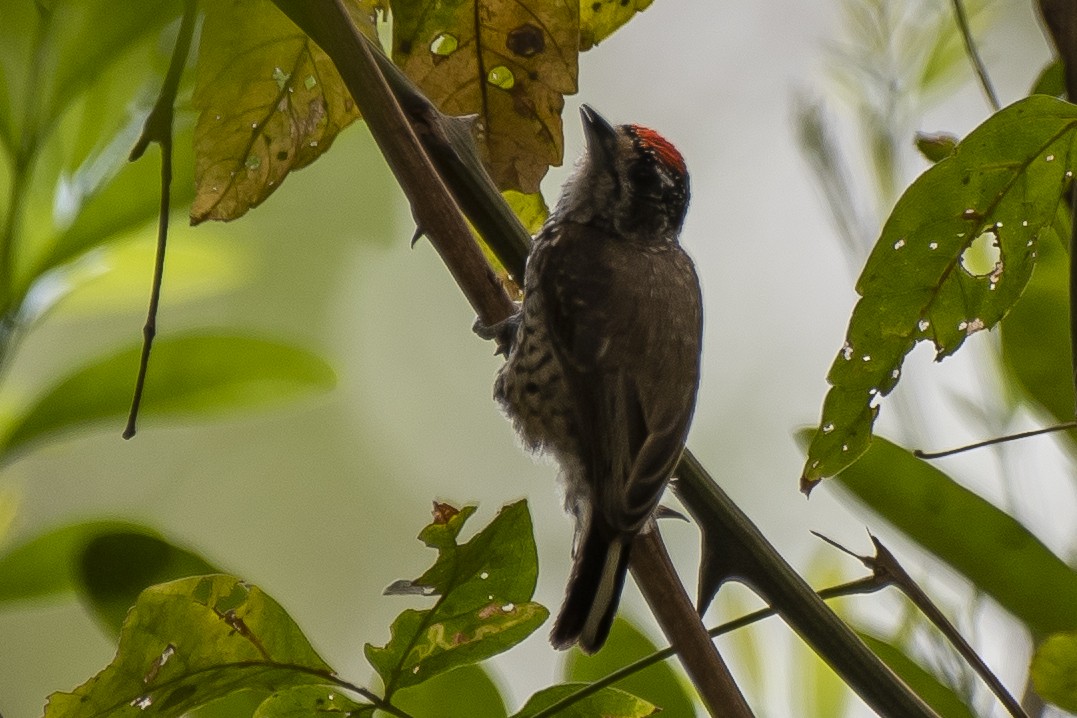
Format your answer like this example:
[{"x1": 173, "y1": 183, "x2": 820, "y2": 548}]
[{"x1": 580, "y1": 105, "x2": 616, "y2": 162}]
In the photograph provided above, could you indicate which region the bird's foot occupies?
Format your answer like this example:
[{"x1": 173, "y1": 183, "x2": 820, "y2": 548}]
[{"x1": 473, "y1": 313, "x2": 521, "y2": 357}]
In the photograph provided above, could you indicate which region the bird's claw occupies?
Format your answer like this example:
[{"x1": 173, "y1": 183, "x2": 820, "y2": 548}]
[{"x1": 473, "y1": 313, "x2": 521, "y2": 357}]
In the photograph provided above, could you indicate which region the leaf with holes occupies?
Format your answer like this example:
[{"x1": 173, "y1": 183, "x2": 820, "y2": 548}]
[
  {"x1": 580, "y1": 0, "x2": 654, "y2": 51},
  {"x1": 999, "y1": 221, "x2": 1076, "y2": 431},
  {"x1": 802, "y1": 96, "x2": 1077, "y2": 489},
  {"x1": 191, "y1": 0, "x2": 379, "y2": 223},
  {"x1": 365, "y1": 500, "x2": 548, "y2": 696},
  {"x1": 390, "y1": 0, "x2": 579, "y2": 193},
  {"x1": 44, "y1": 575, "x2": 335, "y2": 718}
]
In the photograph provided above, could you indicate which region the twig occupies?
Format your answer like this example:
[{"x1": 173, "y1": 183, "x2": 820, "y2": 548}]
[
  {"x1": 950, "y1": 0, "x2": 1000, "y2": 111},
  {"x1": 913, "y1": 422, "x2": 1077, "y2": 459},
  {"x1": 124, "y1": 0, "x2": 198, "y2": 439},
  {"x1": 815, "y1": 532, "x2": 1028, "y2": 718}
]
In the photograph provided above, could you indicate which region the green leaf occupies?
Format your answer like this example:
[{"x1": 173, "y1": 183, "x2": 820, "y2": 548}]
[
  {"x1": 193, "y1": 690, "x2": 269, "y2": 718},
  {"x1": 44, "y1": 575, "x2": 336, "y2": 718},
  {"x1": 580, "y1": 0, "x2": 654, "y2": 51},
  {"x1": 254, "y1": 685, "x2": 370, "y2": 718},
  {"x1": 0, "y1": 520, "x2": 218, "y2": 633},
  {"x1": 391, "y1": 664, "x2": 507, "y2": 718},
  {"x1": 30, "y1": 111, "x2": 198, "y2": 292},
  {"x1": 1031, "y1": 631, "x2": 1077, "y2": 712},
  {"x1": 828, "y1": 433, "x2": 1077, "y2": 636},
  {"x1": 190, "y1": 0, "x2": 372, "y2": 223},
  {"x1": 0, "y1": 333, "x2": 336, "y2": 459},
  {"x1": 365, "y1": 501, "x2": 548, "y2": 696},
  {"x1": 78, "y1": 531, "x2": 219, "y2": 634},
  {"x1": 0, "y1": 0, "x2": 178, "y2": 151},
  {"x1": 502, "y1": 190, "x2": 548, "y2": 235},
  {"x1": 859, "y1": 633, "x2": 975, "y2": 718},
  {"x1": 803, "y1": 96, "x2": 1077, "y2": 487},
  {"x1": 563, "y1": 618, "x2": 694, "y2": 716},
  {"x1": 511, "y1": 684, "x2": 656, "y2": 718},
  {"x1": 0, "y1": 520, "x2": 143, "y2": 604},
  {"x1": 999, "y1": 223, "x2": 1075, "y2": 423},
  {"x1": 390, "y1": 0, "x2": 579, "y2": 193},
  {"x1": 40, "y1": 1, "x2": 181, "y2": 137},
  {"x1": 914, "y1": 132, "x2": 957, "y2": 164},
  {"x1": 1032, "y1": 60, "x2": 1065, "y2": 98}
]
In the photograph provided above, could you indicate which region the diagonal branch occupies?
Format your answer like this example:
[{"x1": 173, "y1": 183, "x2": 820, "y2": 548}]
[
  {"x1": 269, "y1": 1, "x2": 746, "y2": 715},
  {"x1": 270, "y1": 2, "x2": 941, "y2": 716}
]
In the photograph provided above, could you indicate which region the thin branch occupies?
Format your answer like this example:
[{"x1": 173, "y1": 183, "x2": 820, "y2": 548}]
[
  {"x1": 528, "y1": 573, "x2": 887, "y2": 718},
  {"x1": 914, "y1": 421, "x2": 1077, "y2": 459},
  {"x1": 950, "y1": 0, "x2": 1000, "y2": 111},
  {"x1": 123, "y1": 0, "x2": 198, "y2": 439},
  {"x1": 816, "y1": 533, "x2": 1028, "y2": 718}
]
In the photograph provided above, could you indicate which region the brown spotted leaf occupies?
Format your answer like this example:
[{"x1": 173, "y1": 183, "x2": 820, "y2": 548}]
[
  {"x1": 191, "y1": 0, "x2": 379, "y2": 223},
  {"x1": 391, "y1": 0, "x2": 579, "y2": 194},
  {"x1": 580, "y1": 0, "x2": 654, "y2": 50}
]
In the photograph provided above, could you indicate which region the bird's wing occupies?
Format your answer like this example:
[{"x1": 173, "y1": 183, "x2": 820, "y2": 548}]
[{"x1": 540, "y1": 226, "x2": 702, "y2": 533}]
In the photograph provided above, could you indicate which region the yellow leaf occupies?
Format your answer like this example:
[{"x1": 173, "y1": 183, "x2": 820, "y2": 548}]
[
  {"x1": 190, "y1": 0, "x2": 379, "y2": 223},
  {"x1": 580, "y1": 0, "x2": 654, "y2": 51},
  {"x1": 391, "y1": 0, "x2": 580, "y2": 193}
]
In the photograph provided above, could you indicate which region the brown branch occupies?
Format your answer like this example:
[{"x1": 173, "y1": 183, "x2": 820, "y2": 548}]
[
  {"x1": 271, "y1": 3, "x2": 945, "y2": 716},
  {"x1": 632, "y1": 529, "x2": 754, "y2": 716},
  {"x1": 529, "y1": 572, "x2": 889, "y2": 718},
  {"x1": 269, "y1": 1, "x2": 746, "y2": 714}
]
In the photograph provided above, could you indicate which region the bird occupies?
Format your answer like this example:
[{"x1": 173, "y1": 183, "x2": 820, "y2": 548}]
[{"x1": 486, "y1": 105, "x2": 703, "y2": 653}]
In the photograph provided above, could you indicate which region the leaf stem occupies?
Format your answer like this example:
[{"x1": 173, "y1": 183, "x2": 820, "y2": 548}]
[{"x1": 950, "y1": 0, "x2": 1000, "y2": 111}]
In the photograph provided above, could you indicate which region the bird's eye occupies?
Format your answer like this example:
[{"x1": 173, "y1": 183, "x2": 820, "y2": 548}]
[{"x1": 628, "y1": 161, "x2": 664, "y2": 197}]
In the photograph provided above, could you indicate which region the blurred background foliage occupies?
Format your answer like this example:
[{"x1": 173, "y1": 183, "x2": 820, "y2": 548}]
[{"x1": 1, "y1": 0, "x2": 1074, "y2": 716}]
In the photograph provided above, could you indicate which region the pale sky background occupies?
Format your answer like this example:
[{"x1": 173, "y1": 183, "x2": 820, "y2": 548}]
[{"x1": 0, "y1": 1, "x2": 1070, "y2": 717}]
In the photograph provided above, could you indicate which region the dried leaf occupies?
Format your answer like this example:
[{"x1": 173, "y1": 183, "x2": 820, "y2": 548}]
[{"x1": 391, "y1": 0, "x2": 579, "y2": 193}]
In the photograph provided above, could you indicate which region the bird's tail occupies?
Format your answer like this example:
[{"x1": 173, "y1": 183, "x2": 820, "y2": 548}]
[{"x1": 550, "y1": 521, "x2": 632, "y2": 653}]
